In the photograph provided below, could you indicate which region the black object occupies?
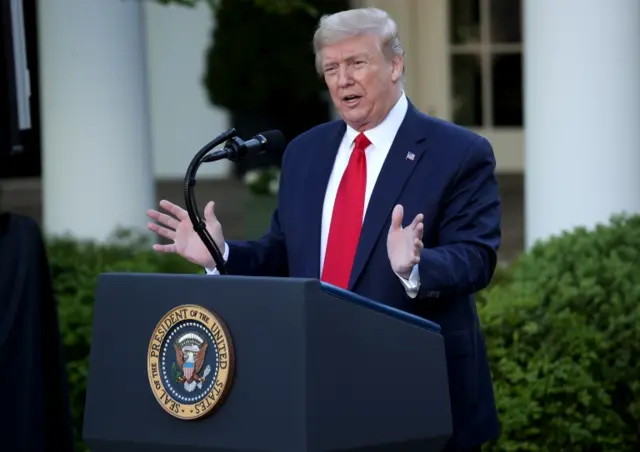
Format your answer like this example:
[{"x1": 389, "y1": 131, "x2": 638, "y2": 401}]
[
  {"x1": 0, "y1": 212, "x2": 75, "y2": 451},
  {"x1": 183, "y1": 128, "x2": 237, "y2": 275},
  {"x1": 82, "y1": 273, "x2": 453, "y2": 451},
  {"x1": 0, "y1": 0, "x2": 42, "y2": 178},
  {"x1": 202, "y1": 129, "x2": 286, "y2": 163},
  {"x1": 0, "y1": 0, "x2": 21, "y2": 156},
  {"x1": 184, "y1": 129, "x2": 287, "y2": 275}
]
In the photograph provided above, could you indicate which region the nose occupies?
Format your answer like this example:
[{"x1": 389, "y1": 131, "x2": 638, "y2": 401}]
[{"x1": 337, "y1": 65, "x2": 352, "y2": 88}]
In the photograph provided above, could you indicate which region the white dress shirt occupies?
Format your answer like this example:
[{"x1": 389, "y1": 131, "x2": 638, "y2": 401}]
[{"x1": 207, "y1": 92, "x2": 421, "y2": 298}]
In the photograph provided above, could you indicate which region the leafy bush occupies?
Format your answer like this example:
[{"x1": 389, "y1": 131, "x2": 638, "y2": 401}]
[
  {"x1": 49, "y1": 214, "x2": 640, "y2": 451},
  {"x1": 48, "y1": 229, "x2": 200, "y2": 451},
  {"x1": 479, "y1": 214, "x2": 640, "y2": 451},
  {"x1": 242, "y1": 166, "x2": 281, "y2": 197}
]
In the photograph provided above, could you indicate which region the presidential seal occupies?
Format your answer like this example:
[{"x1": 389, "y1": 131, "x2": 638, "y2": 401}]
[{"x1": 147, "y1": 304, "x2": 234, "y2": 420}]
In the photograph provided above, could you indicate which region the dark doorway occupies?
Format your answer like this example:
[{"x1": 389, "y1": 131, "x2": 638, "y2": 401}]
[{"x1": 0, "y1": 0, "x2": 41, "y2": 179}]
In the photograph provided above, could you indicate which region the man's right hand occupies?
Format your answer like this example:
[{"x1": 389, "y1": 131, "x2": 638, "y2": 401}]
[{"x1": 147, "y1": 199, "x2": 225, "y2": 269}]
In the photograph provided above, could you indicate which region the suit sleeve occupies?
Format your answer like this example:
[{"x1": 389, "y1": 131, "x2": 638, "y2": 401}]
[
  {"x1": 221, "y1": 150, "x2": 292, "y2": 277},
  {"x1": 416, "y1": 136, "x2": 501, "y2": 299}
]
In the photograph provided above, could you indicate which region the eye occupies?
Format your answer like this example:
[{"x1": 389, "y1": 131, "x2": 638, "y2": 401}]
[{"x1": 354, "y1": 60, "x2": 366, "y2": 68}]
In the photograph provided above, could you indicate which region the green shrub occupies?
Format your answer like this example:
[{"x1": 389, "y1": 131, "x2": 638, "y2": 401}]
[
  {"x1": 50, "y1": 214, "x2": 640, "y2": 451},
  {"x1": 48, "y1": 229, "x2": 200, "y2": 451},
  {"x1": 480, "y1": 214, "x2": 640, "y2": 451}
]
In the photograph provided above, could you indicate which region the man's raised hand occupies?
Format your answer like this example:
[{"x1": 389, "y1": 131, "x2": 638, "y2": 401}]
[
  {"x1": 386, "y1": 204, "x2": 424, "y2": 279},
  {"x1": 146, "y1": 199, "x2": 225, "y2": 268}
]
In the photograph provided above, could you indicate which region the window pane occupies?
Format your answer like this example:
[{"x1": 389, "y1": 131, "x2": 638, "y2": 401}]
[
  {"x1": 490, "y1": 0, "x2": 521, "y2": 43},
  {"x1": 492, "y1": 53, "x2": 522, "y2": 126},
  {"x1": 452, "y1": 54, "x2": 483, "y2": 126},
  {"x1": 450, "y1": 0, "x2": 480, "y2": 45}
]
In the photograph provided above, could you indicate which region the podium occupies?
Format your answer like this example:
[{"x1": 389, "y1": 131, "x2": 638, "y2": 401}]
[{"x1": 83, "y1": 273, "x2": 452, "y2": 451}]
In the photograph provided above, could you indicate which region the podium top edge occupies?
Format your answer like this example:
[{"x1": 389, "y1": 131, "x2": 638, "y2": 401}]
[
  {"x1": 96, "y1": 273, "x2": 441, "y2": 333},
  {"x1": 320, "y1": 283, "x2": 441, "y2": 334}
]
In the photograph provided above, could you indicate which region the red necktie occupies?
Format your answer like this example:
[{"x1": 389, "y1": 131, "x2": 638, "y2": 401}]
[{"x1": 321, "y1": 133, "x2": 370, "y2": 289}]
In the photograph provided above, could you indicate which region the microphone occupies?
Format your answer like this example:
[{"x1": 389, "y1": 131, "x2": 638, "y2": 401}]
[
  {"x1": 202, "y1": 130, "x2": 287, "y2": 163},
  {"x1": 183, "y1": 128, "x2": 287, "y2": 276}
]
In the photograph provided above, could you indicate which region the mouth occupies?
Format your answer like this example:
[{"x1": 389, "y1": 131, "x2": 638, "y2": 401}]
[{"x1": 342, "y1": 94, "x2": 362, "y2": 106}]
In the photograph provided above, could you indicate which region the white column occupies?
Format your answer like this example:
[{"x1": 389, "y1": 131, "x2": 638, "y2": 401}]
[
  {"x1": 38, "y1": 0, "x2": 155, "y2": 241},
  {"x1": 524, "y1": 0, "x2": 640, "y2": 248}
]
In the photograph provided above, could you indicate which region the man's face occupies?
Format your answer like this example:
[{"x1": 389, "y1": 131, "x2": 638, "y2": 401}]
[{"x1": 321, "y1": 34, "x2": 403, "y2": 131}]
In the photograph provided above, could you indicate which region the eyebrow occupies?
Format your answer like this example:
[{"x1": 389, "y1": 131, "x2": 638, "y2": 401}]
[
  {"x1": 345, "y1": 53, "x2": 370, "y2": 61},
  {"x1": 323, "y1": 53, "x2": 371, "y2": 69}
]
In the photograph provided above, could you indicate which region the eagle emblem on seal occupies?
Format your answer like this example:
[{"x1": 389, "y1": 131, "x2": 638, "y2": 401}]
[{"x1": 172, "y1": 332, "x2": 212, "y2": 392}]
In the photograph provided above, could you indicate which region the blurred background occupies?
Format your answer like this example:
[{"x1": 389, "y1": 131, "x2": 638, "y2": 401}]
[
  {"x1": 1, "y1": 0, "x2": 531, "y2": 258},
  {"x1": 1, "y1": 0, "x2": 639, "y2": 450}
]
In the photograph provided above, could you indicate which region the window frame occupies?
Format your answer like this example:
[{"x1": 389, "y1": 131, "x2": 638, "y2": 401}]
[{"x1": 449, "y1": 0, "x2": 523, "y2": 129}]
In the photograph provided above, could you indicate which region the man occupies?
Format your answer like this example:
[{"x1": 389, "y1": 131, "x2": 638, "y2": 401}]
[{"x1": 147, "y1": 7, "x2": 501, "y2": 451}]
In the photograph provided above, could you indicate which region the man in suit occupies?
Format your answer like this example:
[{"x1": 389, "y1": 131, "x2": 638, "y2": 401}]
[{"x1": 147, "y1": 7, "x2": 501, "y2": 451}]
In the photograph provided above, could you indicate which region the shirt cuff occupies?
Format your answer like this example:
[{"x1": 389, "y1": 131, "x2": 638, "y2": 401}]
[
  {"x1": 204, "y1": 242, "x2": 229, "y2": 275},
  {"x1": 395, "y1": 264, "x2": 421, "y2": 298}
]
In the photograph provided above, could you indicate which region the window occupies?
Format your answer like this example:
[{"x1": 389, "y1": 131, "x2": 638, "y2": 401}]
[{"x1": 449, "y1": 0, "x2": 523, "y2": 127}]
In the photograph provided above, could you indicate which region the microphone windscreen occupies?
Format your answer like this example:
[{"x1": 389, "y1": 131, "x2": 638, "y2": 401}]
[{"x1": 260, "y1": 130, "x2": 287, "y2": 153}]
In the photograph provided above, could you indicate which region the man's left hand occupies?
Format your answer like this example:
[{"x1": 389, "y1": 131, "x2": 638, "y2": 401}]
[{"x1": 387, "y1": 204, "x2": 424, "y2": 279}]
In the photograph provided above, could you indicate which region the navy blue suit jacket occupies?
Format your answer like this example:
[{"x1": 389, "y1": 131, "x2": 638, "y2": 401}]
[{"x1": 225, "y1": 101, "x2": 501, "y2": 450}]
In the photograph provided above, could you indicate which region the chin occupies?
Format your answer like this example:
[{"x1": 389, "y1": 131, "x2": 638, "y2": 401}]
[
  {"x1": 342, "y1": 108, "x2": 370, "y2": 126},
  {"x1": 342, "y1": 116, "x2": 365, "y2": 130}
]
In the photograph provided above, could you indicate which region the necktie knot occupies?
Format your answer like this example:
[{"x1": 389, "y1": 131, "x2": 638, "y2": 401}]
[{"x1": 354, "y1": 133, "x2": 371, "y2": 153}]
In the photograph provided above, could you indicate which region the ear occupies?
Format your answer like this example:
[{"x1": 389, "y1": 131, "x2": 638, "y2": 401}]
[{"x1": 390, "y1": 55, "x2": 404, "y2": 83}]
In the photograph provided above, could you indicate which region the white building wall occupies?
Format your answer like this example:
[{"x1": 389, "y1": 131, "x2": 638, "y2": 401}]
[{"x1": 144, "y1": 2, "x2": 231, "y2": 180}]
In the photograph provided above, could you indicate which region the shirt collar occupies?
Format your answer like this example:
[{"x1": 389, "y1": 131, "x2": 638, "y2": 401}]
[{"x1": 344, "y1": 91, "x2": 408, "y2": 150}]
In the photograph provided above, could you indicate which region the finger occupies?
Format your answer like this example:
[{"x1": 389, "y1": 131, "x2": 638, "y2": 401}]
[
  {"x1": 204, "y1": 201, "x2": 217, "y2": 223},
  {"x1": 147, "y1": 209, "x2": 179, "y2": 230},
  {"x1": 148, "y1": 222, "x2": 176, "y2": 240},
  {"x1": 159, "y1": 199, "x2": 188, "y2": 221},
  {"x1": 152, "y1": 243, "x2": 177, "y2": 253},
  {"x1": 390, "y1": 204, "x2": 404, "y2": 231},
  {"x1": 414, "y1": 238, "x2": 424, "y2": 253},
  {"x1": 414, "y1": 222, "x2": 424, "y2": 239},
  {"x1": 410, "y1": 213, "x2": 424, "y2": 229}
]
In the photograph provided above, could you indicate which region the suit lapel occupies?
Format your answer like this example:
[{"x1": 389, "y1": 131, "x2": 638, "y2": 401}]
[
  {"x1": 348, "y1": 104, "x2": 427, "y2": 290},
  {"x1": 302, "y1": 122, "x2": 346, "y2": 279}
]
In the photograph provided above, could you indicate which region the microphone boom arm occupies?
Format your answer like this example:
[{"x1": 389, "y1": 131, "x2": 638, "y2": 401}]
[{"x1": 183, "y1": 127, "x2": 237, "y2": 275}]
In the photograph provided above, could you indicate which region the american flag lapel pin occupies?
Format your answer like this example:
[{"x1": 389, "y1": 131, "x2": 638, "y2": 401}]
[{"x1": 406, "y1": 151, "x2": 415, "y2": 161}]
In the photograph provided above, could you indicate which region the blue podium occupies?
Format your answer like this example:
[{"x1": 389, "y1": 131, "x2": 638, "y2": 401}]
[{"x1": 83, "y1": 273, "x2": 452, "y2": 451}]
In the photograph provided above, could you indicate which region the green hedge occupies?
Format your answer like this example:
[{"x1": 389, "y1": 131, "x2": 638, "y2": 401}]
[
  {"x1": 479, "y1": 214, "x2": 640, "y2": 451},
  {"x1": 47, "y1": 216, "x2": 640, "y2": 450},
  {"x1": 48, "y1": 229, "x2": 200, "y2": 451}
]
